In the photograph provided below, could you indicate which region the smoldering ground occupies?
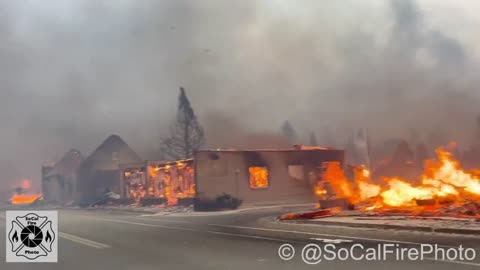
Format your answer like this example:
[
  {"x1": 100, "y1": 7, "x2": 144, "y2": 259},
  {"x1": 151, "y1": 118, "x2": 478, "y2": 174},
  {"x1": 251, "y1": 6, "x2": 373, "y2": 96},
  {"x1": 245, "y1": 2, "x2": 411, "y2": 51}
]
[{"x1": 0, "y1": 0, "x2": 480, "y2": 191}]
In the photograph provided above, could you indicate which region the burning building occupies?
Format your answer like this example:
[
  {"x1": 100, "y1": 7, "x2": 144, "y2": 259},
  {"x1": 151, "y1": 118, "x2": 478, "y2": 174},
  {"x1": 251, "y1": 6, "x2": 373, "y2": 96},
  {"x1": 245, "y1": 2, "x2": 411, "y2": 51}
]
[
  {"x1": 193, "y1": 147, "x2": 345, "y2": 209},
  {"x1": 120, "y1": 159, "x2": 195, "y2": 206},
  {"x1": 41, "y1": 134, "x2": 197, "y2": 206}
]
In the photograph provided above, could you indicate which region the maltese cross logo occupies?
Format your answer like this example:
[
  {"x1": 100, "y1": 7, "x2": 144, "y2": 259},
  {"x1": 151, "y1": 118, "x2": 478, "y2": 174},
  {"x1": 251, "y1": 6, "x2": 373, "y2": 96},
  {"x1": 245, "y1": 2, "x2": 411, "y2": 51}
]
[{"x1": 6, "y1": 211, "x2": 58, "y2": 262}]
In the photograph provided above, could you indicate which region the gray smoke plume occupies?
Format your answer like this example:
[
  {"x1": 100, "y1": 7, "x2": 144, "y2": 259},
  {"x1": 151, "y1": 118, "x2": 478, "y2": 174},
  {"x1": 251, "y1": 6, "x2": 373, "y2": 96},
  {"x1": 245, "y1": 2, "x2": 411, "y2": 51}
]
[{"x1": 0, "y1": 0, "x2": 479, "y2": 192}]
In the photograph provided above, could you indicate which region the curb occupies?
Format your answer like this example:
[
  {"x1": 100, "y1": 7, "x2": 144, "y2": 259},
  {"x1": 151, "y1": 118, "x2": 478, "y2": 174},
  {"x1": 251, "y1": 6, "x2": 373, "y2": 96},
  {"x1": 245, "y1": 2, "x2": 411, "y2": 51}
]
[
  {"x1": 81, "y1": 203, "x2": 316, "y2": 216},
  {"x1": 237, "y1": 203, "x2": 317, "y2": 213},
  {"x1": 168, "y1": 204, "x2": 317, "y2": 217},
  {"x1": 282, "y1": 219, "x2": 480, "y2": 235},
  {"x1": 82, "y1": 207, "x2": 160, "y2": 214}
]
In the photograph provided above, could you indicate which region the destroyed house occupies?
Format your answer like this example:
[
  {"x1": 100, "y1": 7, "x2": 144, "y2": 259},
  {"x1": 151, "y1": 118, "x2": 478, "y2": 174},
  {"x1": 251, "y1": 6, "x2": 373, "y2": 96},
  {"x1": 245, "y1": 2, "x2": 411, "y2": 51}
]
[
  {"x1": 77, "y1": 134, "x2": 142, "y2": 204},
  {"x1": 194, "y1": 148, "x2": 345, "y2": 208},
  {"x1": 42, "y1": 149, "x2": 83, "y2": 204},
  {"x1": 120, "y1": 159, "x2": 195, "y2": 205}
]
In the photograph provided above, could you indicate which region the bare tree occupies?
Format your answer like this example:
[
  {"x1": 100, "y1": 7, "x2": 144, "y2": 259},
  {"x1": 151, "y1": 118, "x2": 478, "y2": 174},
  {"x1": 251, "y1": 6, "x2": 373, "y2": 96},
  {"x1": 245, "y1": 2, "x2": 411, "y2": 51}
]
[{"x1": 161, "y1": 87, "x2": 205, "y2": 159}]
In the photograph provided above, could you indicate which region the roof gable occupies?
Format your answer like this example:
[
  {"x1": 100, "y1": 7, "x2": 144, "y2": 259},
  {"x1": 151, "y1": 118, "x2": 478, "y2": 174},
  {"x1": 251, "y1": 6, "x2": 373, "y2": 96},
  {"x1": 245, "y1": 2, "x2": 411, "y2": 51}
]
[
  {"x1": 46, "y1": 149, "x2": 84, "y2": 178},
  {"x1": 82, "y1": 135, "x2": 142, "y2": 171}
]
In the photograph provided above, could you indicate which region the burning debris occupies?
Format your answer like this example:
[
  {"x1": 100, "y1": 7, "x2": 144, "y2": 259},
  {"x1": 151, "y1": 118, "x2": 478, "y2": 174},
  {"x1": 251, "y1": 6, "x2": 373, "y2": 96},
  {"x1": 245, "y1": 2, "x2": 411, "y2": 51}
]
[
  {"x1": 309, "y1": 143, "x2": 480, "y2": 219},
  {"x1": 279, "y1": 209, "x2": 334, "y2": 220},
  {"x1": 10, "y1": 194, "x2": 43, "y2": 205},
  {"x1": 10, "y1": 179, "x2": 43, "y2": 206}
]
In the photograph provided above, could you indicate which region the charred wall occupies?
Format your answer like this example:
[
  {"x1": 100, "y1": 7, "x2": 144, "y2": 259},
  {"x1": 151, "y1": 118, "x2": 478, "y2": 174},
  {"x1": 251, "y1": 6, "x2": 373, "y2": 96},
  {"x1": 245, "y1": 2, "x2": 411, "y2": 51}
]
[{"x1": 194, "y1": 149, "x2": 345, "y2": 208}]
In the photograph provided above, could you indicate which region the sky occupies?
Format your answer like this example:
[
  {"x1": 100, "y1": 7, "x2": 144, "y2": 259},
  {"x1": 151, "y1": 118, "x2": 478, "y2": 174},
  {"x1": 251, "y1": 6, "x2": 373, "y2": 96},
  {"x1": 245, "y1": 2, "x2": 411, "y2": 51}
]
[{"x1": 1, "y1": 0, "x2": 480, "y2": 190}]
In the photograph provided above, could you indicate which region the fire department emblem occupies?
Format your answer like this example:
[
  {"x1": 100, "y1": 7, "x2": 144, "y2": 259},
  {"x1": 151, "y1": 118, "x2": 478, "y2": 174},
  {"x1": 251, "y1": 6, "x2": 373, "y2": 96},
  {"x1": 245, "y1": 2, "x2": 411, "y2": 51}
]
[{"x1": 6, "y1": 211, "x2": 58, "y2": 262}]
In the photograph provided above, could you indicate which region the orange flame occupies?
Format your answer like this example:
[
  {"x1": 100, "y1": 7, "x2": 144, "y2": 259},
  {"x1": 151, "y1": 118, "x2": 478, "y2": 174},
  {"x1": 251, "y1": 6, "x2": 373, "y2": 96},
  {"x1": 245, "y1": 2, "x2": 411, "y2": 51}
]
[
  {"x1": 249, "y1": 167, "x2": 269, "y2": 188},
  {"x1": 318, "y1": 144, "x2": 480, "y2": 209},
  {"x1": 11, "y1": 194, "x2": 42, "y2": 205},
  {"x1": 21, "y1": 179, "x2": 31, "y2": 189},
  {"x1": 322, "y1": 162, "x2": 355, "y2": 201}
]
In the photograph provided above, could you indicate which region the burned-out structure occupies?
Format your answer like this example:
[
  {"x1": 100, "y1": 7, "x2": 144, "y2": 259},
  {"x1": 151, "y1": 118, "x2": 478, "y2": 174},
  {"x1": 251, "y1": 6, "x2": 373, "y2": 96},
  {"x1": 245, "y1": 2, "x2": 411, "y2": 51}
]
[
  {"x1": 194, "y1": 147, "x2": 345, "y2": 209},
  {"x1": 77, "y1": 135, "x2": 142, "y2": 204},
  {"x1": 120, "y1": 159, "x2": 195, "y2": 205},
  {"x1": 42, "y1": 149, "x2": 83, "y2": 204}
]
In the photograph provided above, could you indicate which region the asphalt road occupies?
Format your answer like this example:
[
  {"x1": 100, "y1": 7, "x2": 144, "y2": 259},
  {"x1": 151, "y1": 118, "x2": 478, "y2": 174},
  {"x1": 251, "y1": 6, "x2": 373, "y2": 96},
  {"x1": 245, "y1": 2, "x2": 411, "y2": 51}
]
[{"x1": 1, "y1": 208, "x2": 480, "y2": 270}]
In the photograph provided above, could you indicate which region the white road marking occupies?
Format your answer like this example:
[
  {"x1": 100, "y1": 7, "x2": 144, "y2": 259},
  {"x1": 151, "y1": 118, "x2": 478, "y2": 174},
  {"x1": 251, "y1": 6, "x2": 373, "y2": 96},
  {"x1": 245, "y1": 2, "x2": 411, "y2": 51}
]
[
  {"x1": 135, "y1": 217, "x2": 194, "y2": 225},
  {"x1": 59, "y1": 232, "x2": 111, "y2": 249},
  {"x1": 159, "y1": 203, "x2": 317, "y2": 217},
  {"x1": 310, "y1": 238, "x2": 353, "y2": 244},
  {"x1": 424, "y1": 258, "x2": 480, "y2": 267},
  {"x1": 207, "y1": 231, "x2": 296, "y2": 242},
  {"x1": 101, "y1": 218, "x2": 201, "y2": 232},
  {"x1": 206, "y1": 223, "x2": 460, "y2": 249},
  {"x1": 96, "y1": 218, "x2": 301, "y2": 243}
]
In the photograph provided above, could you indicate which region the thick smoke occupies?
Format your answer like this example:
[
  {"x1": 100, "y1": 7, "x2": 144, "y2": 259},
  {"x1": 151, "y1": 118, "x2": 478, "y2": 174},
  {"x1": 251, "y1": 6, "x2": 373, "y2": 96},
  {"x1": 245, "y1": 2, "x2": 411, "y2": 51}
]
[{"x1": 0, "y1": 0, "x2": 479, "y2": 191}]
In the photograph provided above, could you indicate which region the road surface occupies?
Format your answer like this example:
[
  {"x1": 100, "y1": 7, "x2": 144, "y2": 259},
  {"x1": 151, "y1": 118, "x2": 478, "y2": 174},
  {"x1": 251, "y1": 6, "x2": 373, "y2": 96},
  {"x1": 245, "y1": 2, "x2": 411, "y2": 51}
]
[{"x1": 1, "y1": 208, "x2": 480, "y2": 270}]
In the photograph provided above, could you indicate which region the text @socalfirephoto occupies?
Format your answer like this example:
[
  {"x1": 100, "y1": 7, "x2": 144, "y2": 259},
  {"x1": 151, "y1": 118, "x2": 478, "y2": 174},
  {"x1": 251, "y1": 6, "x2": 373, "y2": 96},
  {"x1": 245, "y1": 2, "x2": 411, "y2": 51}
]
[{"x1": 278, "y1": 243, "x2": 477, "y2": 264}]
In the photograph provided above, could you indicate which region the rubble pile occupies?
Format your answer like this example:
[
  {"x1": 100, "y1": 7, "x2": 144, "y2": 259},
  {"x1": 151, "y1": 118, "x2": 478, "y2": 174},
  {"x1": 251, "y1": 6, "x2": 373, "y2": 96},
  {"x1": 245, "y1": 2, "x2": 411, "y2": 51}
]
[
  {"x1": 284, "y1": 143, "x2": 480, "y2": 221},
  {"x1": 280, "y1": 201, "x2": 480, "y2": 221},
  {"x1": 364, "y1": 201, "x2": 480, "y2": 219},
  {"x1": 311, "y1": 143, "x2": 480, "y2": 219}
]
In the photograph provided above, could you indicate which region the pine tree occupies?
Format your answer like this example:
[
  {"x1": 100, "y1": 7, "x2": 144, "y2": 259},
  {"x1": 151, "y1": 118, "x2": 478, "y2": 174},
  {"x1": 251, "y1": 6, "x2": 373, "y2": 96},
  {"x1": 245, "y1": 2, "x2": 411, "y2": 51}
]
[
  {"x1": 161, "y1": 87, "x2": 205, "y2": 159},
  {"x1": 309, "y1": 132, "x2": 318, "y2": 146},
  {"x1": 280, "y1": 120, "x2": 298, "y2": 144}
]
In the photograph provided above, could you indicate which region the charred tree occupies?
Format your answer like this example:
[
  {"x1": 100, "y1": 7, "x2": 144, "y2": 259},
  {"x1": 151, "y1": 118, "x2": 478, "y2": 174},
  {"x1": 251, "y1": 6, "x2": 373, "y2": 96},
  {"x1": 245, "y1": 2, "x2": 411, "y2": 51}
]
[
  {"x1": 161, "y1": 87, "x2": 205, "y2": 159},
  {"x1": 280, "y1": 120, "x2": 298, "y2": 144}
]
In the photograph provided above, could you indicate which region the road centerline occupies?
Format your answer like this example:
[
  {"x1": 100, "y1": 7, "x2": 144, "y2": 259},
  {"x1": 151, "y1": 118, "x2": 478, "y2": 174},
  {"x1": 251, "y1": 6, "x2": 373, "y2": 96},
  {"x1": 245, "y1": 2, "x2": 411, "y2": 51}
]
[
  {"x1": 92, "y1": 217, "x2": 302, "y2": 243},
  {"x1": 59, "y1": 232, "x2": 111, "y2": 249}
]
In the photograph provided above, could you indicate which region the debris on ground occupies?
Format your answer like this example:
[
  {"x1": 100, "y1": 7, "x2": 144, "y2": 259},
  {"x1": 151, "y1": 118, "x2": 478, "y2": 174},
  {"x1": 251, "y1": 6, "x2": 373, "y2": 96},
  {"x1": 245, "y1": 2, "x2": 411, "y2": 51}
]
[
  {"x1": 278, "y1": 200, "x2": 480, "y2": 221},
  {"x1": 90, "y1": 204, "x2": 194, "y2": 214},
  {"x1": 279, "y1": 208, "x2": 336, "y2": 220}
]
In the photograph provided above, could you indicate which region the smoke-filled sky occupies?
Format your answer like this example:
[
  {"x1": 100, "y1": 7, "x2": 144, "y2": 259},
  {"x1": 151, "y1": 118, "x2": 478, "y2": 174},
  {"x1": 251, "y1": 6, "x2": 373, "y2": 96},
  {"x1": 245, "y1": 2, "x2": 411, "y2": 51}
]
[{"x1": 1, "y1": 0, "x2": 480, "y2": 189}]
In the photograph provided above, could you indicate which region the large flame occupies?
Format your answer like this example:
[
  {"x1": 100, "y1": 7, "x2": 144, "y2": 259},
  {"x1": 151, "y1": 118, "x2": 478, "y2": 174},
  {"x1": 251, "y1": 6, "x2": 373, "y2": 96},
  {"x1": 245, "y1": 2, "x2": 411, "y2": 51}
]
[
  {"x1": 11, "y1": 194, "x2": 43, "y2": 205},
  {"x1": 321, "y1": 144, "x2": 480, "y2": 209}
]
